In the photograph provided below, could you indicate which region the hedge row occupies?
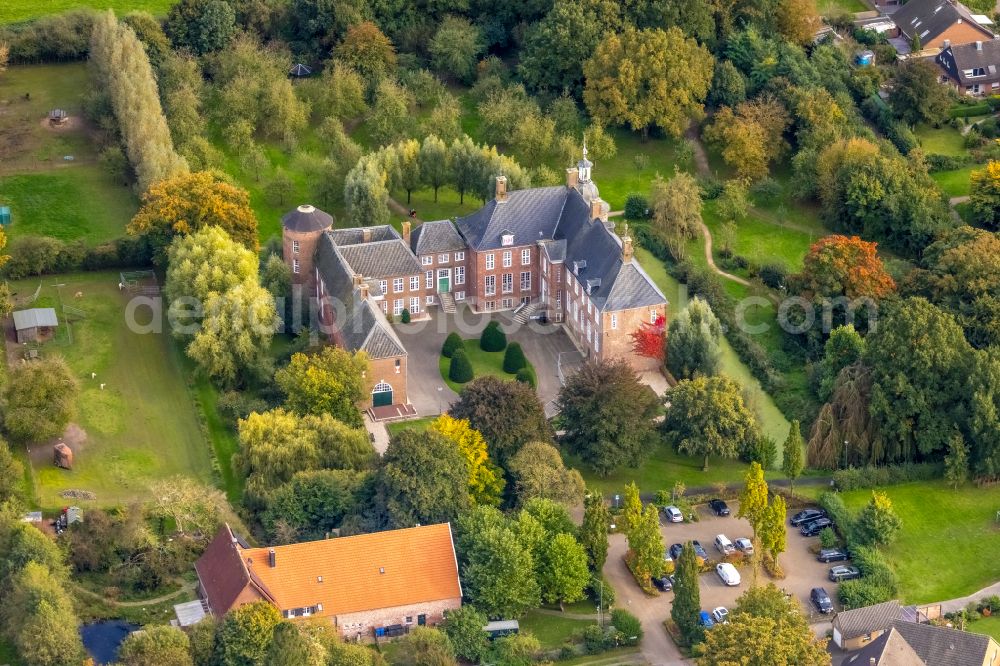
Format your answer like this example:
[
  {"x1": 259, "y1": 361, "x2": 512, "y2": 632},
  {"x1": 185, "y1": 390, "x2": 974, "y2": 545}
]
[
  {"x1": 926, "y1": 153, "x2": 974, "y2": 173},
  {"x1": 832, "y1": 462, "x2": 943, "y2": 492},
  {"x1": 838, "y1": 545, "x2": 899, "y2": 609},
  {"x1": 861, "y1": 95, "x2": 917, "y2": 155},
  {"x1": 0, "y1": 9, "x2": 94, "y2": 64},
  {"x1": 950, "y1": 103, "x2": 992, "y2": 118},
  {"x1": 2, "y1": 234, "x2": 154, "y2": 280}
]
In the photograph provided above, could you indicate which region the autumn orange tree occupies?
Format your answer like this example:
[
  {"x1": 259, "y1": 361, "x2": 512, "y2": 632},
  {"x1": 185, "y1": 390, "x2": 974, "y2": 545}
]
[
  {"x1": 128, "y1": 171, "x2": 259, "y2": 257},
  {"x1": 794, "y1": 235, "x2": 896, "y2": 301}
]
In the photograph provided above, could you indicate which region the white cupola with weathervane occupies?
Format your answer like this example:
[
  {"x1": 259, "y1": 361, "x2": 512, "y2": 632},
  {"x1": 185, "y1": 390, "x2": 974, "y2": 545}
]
[{"x1": 577, "y1": 137, "x2": 593, "y2": 183}]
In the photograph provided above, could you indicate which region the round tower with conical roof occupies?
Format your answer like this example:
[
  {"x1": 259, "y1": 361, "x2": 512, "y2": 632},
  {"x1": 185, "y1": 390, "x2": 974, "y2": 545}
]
[{"x1": 281, "y1": 204, "x2": 333, "y2": 292}]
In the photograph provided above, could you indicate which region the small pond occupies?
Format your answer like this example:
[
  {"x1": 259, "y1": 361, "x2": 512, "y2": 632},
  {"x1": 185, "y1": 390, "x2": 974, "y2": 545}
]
[{"x1": 80, "y1": 620, "x2": 139, "y2": 665}]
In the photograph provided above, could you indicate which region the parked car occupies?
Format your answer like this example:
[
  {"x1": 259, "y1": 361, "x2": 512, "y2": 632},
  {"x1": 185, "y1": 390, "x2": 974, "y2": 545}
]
[
  {"x1": 790, "y1": 508, "x2": 827, "y2": 526},
  {"x1": 699, "y1": 611, "x2": 716, "y2": 629},
  {"x1": 716, "y1": 562, "x2": 741, "y2": 586},
  {"x1": 714, "y1": 534, "x2": 735, "y2": 555},
  {"x1": 829, "y1": 565, "x2": 861, "y2": 582},
  {"x1": 652, "y1": 575, "x2": 673, "y2": 591},
  {"x1": 711, "y1": 607, "x2": 730, "y2": 624},
  {"x1": 709, "y1": 499, "x2": 731, "y2": 516},
  {"x1": 800, "y1": 517, "x2": 834, "y2": 537},
  {"x1": 817, "y1": 548, "x2": 849, "y2": 563},
  {"x1": 669, "y1": 543, "x2": 684, "y2": 560},
  {"x1": 691, "y1": 540, "x2": 709, "y2": 560},
  {"x1": 663, "y1": 506, "x2": 684, "y2": 523},
  {"x1": 734, "y1": 538, "x2": 754, "y2": 555},
  {"x1": 663, "y1": 548, "x2": 674, "y2": 564},
  {"x1": 811, "y1": 587, "x2": 834, "y2": 614}
]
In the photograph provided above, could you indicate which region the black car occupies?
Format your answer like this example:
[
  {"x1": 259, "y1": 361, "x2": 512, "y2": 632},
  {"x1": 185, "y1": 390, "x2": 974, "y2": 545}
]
[
  {"x1": 800, "y1": 517, "x2": 834, "y2": 537},
  {"x1": 691, "y1": 540, "x2": 709, "y2": 560},
  {"x1": 828, "y1": 565, "x2": 861, "y2": 582},
  {"x1": 652, "y1": 575, "x2": 673, "y2": 591},
  {"x1": 709, "y1": 499, "x2": 731, "y2": 516},
  {"x1": 790, "y1": 508, "x2": 827, "y2": 526},
  {"x1": 669, "y1": 543, "x2": 684, "y2": 560},
  {"x1": 811, "y1": 587, "x2": 834, "y2": 614},
  {"x1": 817, "y1": 548, "x2": 849, "y2": 563}
]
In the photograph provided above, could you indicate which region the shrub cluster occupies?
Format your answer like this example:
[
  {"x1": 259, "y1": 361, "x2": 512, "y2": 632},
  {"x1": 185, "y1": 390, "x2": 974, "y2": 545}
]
[
  {"x1": 950, "y1": 103, "x2": 991, "y2": 118},
  {"x1": 449, "y1": 349, "x2": 473, "y2": 383},
  {"x1": 0, "y1": 9, "x2": 95, "y2": 63},
  {"x1": 818, "y1": 491, "x2": 854, "y2": 544},
  {"x1": 861, "y1": 95, "x2": 918, "y2": 154},
  {"x1": 515, "y1": 366, "x2": 536, "y2": 388},
  {"x1": 838, "y1": 545, "x2": 898, "y2": 609},
  {"x1": 832, "y1": 463, "x2": 942, "y2": 492},
  {"x1": 926, "y1": 153, "x2": 973, "y2": 172},
  {"x1": 441, "y1": 332, "x2": 463, "y2": 358},
  {"x1": 503, "y1": 342, "x2": 526, "y2": 373},
  {"x1": 2, "y1": 235, "x2": 154, "y2": 279},
  {"x1": 480, "y1": 320, "x2": 507, "y2": 352},
  {"x1": 624, "y1": 193, "x2": 650, "y2": 220}
]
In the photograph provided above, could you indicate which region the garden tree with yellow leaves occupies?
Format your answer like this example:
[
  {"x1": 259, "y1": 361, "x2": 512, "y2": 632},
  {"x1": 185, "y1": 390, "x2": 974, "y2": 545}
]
[
  {"x1": 165, "y1": 226, "x2": 258, "y2": 307},
  {"x1": 620, "y1": 481, "x2": 643, "y2": 538},
  {"x1": 627, "y1": 504, "x2": 665, "y2": 582},
  {"x1": 704, "y1": 96, "x2": 790, "y2": 182},
  {"x1": 760, "y1": 494, "x2": 787, "y2": 567},
  {"x1": 738, "y1": 462, "x2": 769, "y2": 540},
  {"x1": 583, "y1": 26, "x2": 714, "y2": 140},
  {"x1": 429, "y1": 415, "x2": 504, "y2": 506},
  {"x1": 274, "y1": 347, "x2": 370, "y2": 428},
  {"x1": 970, "y1": 160, "x2": 1000, "y2": 230},
  {"x1": 333, "y1": 21, "x2": 397, "y2": 90},
  {"x1": 128, "y1": 171, "x2": 259, "y2": 259},
  {"x1": 507, "y1": 441, "x2": 584, "y2": 507},
  {"x1": 775, "y1": 0, "x2": 821, "y2": 46}
]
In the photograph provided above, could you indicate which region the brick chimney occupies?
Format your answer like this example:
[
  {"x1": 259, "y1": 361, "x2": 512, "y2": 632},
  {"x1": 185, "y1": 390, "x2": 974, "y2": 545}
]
[
  {"x1": 401, "y1": 220, "x2": 411, "y2": 247},
  {"x1": 621, "y1": 224, "x2": 634, "y2": 264},
  {"x1": 268, "y1": 548, "x2": 276, "y2": 568},
  {"x1": 590, "y1": 197, "x2": 608, "y2": 223},
  {"x1": 566, "y1": 167, "x2": 579, "y2": 190},
  {"x1": 362, "y1": 227, "x2": 372, "y2": 243},
  {"x1": 359, "y1": 280, "x2": 369, "y2": 300},
  {"x1": 352, "y1": 273, "x2": 363, "y2": 287},
  {"x1": 495, "y1": 175, "x2": 508, "y2": 203}
]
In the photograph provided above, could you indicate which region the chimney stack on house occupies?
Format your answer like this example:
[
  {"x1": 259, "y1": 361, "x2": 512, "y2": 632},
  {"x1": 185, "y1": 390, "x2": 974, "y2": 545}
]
[
  {"x1": 566, "y1": 167, "x2": 579, "y2": 190},
  {"x1": 352, "y1": 273, "x2": 363, "y2": 287},
  {"x1": 401, "y1": 220, "x2": 411, "y2": 246},
  {"x1": 362, "y1": 228, "x2": 372, "y2": 243},
  {"x1": 590, "y1": 197, "x2": 609, "y2": 223},
  {"x1": 359, "y1": 281, "x2": 369, "y2": 300},
  {"x1": 268, "y1": 548, "x2": 276, "y2": 568},
  {"x1": 622, "y1": 224, "x2": 634, "y2": 264},
  {"x1": 495, "y1": 175, "x2": 508, "y2": 203}
]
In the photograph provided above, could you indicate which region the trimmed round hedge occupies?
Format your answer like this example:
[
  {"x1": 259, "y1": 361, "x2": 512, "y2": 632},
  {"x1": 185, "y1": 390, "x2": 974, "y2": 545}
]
[
  {"x1": 441, "y1": 332, "x2": 462, "y2": 358},
  {"x1": 480, "y1": 321, "x2": 507, "y2": 352},
  {"x1": 449, "y1": 349, "x2": 473, "y2": 383},
  {"x1": 503, "y1": 342, "x2": 526, "y2": 373}
]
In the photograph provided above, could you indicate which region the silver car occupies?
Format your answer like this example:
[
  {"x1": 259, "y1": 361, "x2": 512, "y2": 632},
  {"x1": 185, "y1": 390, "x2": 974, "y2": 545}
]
[{"x1": 663, "y1": 506, "x2": 684, "y2": 523}]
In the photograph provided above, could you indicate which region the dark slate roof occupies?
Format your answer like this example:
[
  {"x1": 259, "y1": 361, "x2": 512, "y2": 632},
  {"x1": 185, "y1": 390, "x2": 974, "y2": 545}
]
[
  {"x1": 889, "y1": 620, "x2": 993, "y2": 666},
  {"x1": 336, "y1": 238, "x2": 423, "y2": 278},
  {"x1": 835, "y1": 600, "x2": 904, "y2": 639},
  {"x1": 282, "y1": 204, "x2": 333, "y2": 233},
  {"x1": 841, "y1": 628, "x2": 926, "y2": 666},
  {"x1": 315, "y1": 234, "x2": 406, "y2": 360},
  {"x1": 604, "y1": 263, "x2": 667, "y2": 311},
  {"x1": 540, "y1": 239, "x2": 566, "y2": 263},
  {"x1": 411, "y1": 220, "x2": 466, "y2": 255},
  {"x1": 937, "y1": 40, "x2": 1000, "y2": 84},
  {"x1": 329, "y1": 225, "x2": 399, "y2": 246},
  {"x1": 894, "y1": 0, "x2": 994, "y2": 43},
  {"x1": 456, "y1": 186, "x2": 567, "y2": 251}
]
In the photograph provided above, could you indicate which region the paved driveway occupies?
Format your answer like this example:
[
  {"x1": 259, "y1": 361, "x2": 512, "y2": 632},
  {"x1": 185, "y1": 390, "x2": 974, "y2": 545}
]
[{"x1": 604, "y1": 499, "x2": 841, "y2": 664}]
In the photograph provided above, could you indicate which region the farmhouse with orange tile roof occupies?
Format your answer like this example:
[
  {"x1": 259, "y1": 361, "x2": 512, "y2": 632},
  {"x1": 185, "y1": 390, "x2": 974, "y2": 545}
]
[{"x1": 195, "y1": 522, "x2": 463, "y2": 638}]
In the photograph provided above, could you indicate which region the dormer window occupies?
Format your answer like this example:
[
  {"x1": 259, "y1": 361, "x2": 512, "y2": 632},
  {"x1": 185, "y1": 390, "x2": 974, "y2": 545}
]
[{"x1": 501, "y1": 234, "x2": 514, "y2": 246}]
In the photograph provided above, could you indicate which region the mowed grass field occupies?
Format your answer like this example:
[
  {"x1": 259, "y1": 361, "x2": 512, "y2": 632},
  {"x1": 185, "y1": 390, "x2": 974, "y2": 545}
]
[
  {"x1": 0, "y1": 0, "x2": 175, "y2": 23},
  {"x1": 11, "y1": 272, "x2": 214, "y2": 509},
  {"x1": 838, "y1": 481, "x2": 1000, "y2": 604},
  {"x1": 437, "y1": 338, "x2": 535, "y2": 393}
]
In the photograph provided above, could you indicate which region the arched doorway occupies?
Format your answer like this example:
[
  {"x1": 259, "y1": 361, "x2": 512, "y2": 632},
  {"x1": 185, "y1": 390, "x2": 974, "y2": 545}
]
[{"x1": 372, "y1": 381, "x2": 393, "y2": 407}]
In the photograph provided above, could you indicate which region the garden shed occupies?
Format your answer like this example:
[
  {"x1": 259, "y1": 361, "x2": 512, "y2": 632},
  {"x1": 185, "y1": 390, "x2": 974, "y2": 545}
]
[{"x1": 13, "y1": 307, "x2": 58, "y2": 343}]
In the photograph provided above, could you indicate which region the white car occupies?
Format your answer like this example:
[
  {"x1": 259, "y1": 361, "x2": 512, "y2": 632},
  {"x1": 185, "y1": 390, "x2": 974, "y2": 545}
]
[
  {"x1": 714, "y1": 534, "x2": 735, "y2": 555},
  {"x1": 663, "y1": 506, "x2": 683, "y2": 523},
  {"x1": 716, "y1": 562, "x2": 741, "y2": 587},
  {"x1": 711, "y1": 606, "x2": 730, "y2": 624}
]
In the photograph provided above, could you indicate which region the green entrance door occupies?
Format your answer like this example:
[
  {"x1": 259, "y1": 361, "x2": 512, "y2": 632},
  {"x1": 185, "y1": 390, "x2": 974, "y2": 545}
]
[
  {"x1": 438, "y1": 275, "x2": 450, "y2": 293},
  {"x1": 372, "y1": 382, "x2": 393, "y2": 407}
]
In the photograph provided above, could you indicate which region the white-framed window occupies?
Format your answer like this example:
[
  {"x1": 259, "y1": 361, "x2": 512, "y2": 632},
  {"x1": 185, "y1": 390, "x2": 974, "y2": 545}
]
[
  {"x1": 485, "y1": 253, "x2": 495, "y2": 270},
  {"x1": 395, "y1": 358, "x2": 401, "y2": 373},
  {"x1": 455, "y1": 291, "x2": 465, "y2": 301},
  {"x1": 502, "y1": 273, "x2": 513, "y2": 293},
  {"x1": 409, "y1": 297, "x2": 420, "y2": 314},
  {"x1": 595, "y1": 336, "x2": 600, "y2": 354},
  {"x1": 393, "y1": 278, "x2": 404, "y2": 293},
  {"x1": 456, "y1": 266, "x2": 465, "y2": 285},
  {"x1": 651, "y1": 309, "x2": 658, "y2": 323},
  {"x1": 293, "y1": 259, "x2": 300, "y2": 274},
  {"x1": 405, "y1": 616, "x2": 413, "y2": 625},
  {"x1": 393, "y1": 299, "x2": 404, "y2": 315},
  {"x1": 486, "y1": 300, "x2": 495, "y2": 310},
  {"x1": 379, "y1": 280, "x2": 387, "y2": 295},
  {"x1": 409, "y1": 276, "x2": 419, "y2": 291},
  {"x1": 454, "y1": 251, "x2": 465, "y2": 261},
  {"x1": 503, "y1": 251, "x2": 512, "y2": 268},
  {"x1": 520, "y1": 271, "x2": 531, "y2": 291},
  {"x1": 425, "y1": 271, "x2": 433, "y2": 288},
  {"x1": 502, "y1": 298, "x2": 514, "y2": 309},
  {"x1": 438, "y1": 253, "x2": 449, "y2": 263},
  {"x1": 422, "y1": 255, "x2": 433, "y2": 266},
  {"x1": 521, "y1": 248, "x2": 530, "y2": 265},
  {"x1": 292, "y1": 240, "x2": 300, "y2": 254},
  {"x1": 556, "y1": 290, "x2": 562, "y2": 308},
  {"x1": 426, "y1": 295, "x2": 435, "y2": 305},
  {"x1": 501, "y1": 234, "x2": 514, "y2": 246},
  {"x1": 611, "y1": 313, "x2": 618, "y2": 330},
  {"x1": 485, "y1": 275, "x2": 496, "y2": 295}
]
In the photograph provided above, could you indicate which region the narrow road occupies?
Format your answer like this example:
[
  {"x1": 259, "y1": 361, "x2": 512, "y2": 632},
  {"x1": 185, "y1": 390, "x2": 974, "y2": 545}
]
[
  {"x1": 950, "y1": 195, "x2": 970, "y2": 206},
  {"x1": 699, "y1": 221, "x2": 751, "y2": 287},
  {"x1": 937, "y1": 580, "x2": 1000, "y2": 615}
]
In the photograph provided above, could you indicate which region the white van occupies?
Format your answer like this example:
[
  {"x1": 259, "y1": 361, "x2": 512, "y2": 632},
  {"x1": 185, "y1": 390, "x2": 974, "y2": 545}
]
[{"x1": 714, "y1": 534, "x2": 735, "y2": 555}]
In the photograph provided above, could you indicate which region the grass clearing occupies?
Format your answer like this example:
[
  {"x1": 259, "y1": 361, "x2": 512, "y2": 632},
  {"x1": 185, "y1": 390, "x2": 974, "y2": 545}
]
[
  {"x1": 703, "y1": 203, "x2": 818, "y2": 271},
  {"x1": 914, "y1": 123, "x2": 967, "y2": 156},
  {"x1": 968, "y1": 616, "x2": 1000, "y2": 643},
  {"x1": 818, "y1": 0, "x2": 868, "y2": 12},
  {"x1": 11, "y1": 272, "x2": 215, "y2": 509},
  {"x1": 519, "y1": 609, "x2": 594, "y2": 649},
  {"x1": 838, "y1": 481, "x2": 1000, "y2": 604},
  {"x1": 1, "y1": 0, "x2": 175, "y2": 23},
  {"x1": 386, "y1": 416, "x2": 436, "y2": 438},
  {"x1": 932, "y1": 165, "x2": 977, "y2": 197},
  {"x1": 438, "y1": 338, "x2": 533, "y2": 393}
]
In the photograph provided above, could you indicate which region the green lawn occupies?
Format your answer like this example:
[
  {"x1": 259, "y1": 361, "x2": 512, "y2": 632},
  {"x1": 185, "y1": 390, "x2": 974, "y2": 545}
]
[
  {"x1": 818, "y1": 0, "x2": 868, "y2": 12},
  {"x1": 932, "y1": 165, "x2": 977, "y2": 197},
  {"x1": 438, "y1": 338, "x2": 533, "y2": 393},
  {"x1": 12, "y1": 272, "x2": 215, "y2": 509},
  {"x1": 0, "y1": 168, "x2": 138, "y2": 244},
  {"x1": 0, "y1": 637, "x2": 24, "y2": 666},
  {"x1": 0, "y1": 0, "x2": 175, "y2": 23},
  {"x1": 838, "y1": 481, "x2": 1000, "y2": 604},
  {"x1": 703, "y1": 202, "x2": 818, "y2": 271},
  {"x1": 968, "y1": 616, "x2": 1000, "y2": 643},
  {"x1": 386, "y1": 416, "x2": 436, "y2": 438},
  {"x1": 519, "y1": 609, "x2": 595, "y2": 649},
  {"x1": 914, "y1": 123, "x2": 968, "y2": 156}
]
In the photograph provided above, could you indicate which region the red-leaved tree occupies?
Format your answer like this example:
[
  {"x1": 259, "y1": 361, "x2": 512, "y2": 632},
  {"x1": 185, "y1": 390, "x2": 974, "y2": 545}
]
[{"x1": 631, "y1": 313, "x2": 666, "y2": 361}]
